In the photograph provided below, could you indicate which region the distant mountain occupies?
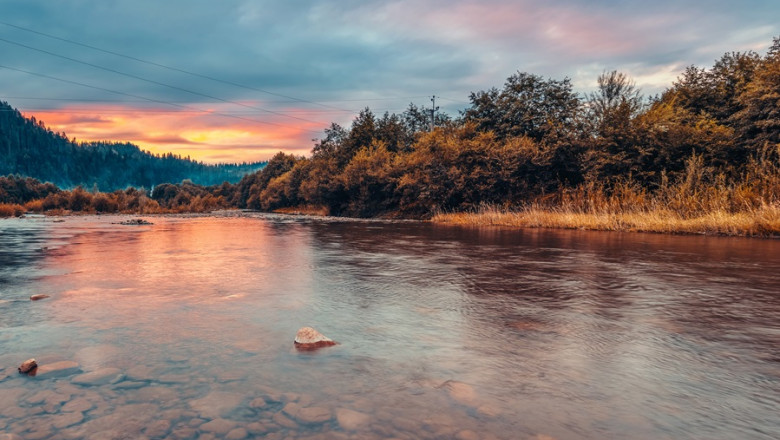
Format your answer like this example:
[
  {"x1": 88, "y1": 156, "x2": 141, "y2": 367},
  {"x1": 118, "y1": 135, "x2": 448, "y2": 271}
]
[{"x1": 0, "y1": 101, "x2": 266, "y2": 190}]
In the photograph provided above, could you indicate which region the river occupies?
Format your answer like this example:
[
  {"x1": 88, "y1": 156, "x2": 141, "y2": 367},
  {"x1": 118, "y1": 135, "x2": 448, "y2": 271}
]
[{"x1": 0, "y1": 214, "x2": 778, "y2": 440}]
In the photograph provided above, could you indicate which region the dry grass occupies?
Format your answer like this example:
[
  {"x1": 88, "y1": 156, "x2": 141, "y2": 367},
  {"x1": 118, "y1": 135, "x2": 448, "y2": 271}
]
[
  {"x1": 273, "y1": 205, "x2": 330, "y2": 216},
  {"x1": 0, "y1": 203, "x2": 25, "y2": 218},
  {"x1": 433, "y1": 204, "x2": 780, "y2": 237}
]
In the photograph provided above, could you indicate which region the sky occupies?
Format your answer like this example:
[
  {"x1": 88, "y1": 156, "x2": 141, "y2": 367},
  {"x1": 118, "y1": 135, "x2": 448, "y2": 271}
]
[{"x1": 0, "y1": 0, "x2": 778, "y2": 164}]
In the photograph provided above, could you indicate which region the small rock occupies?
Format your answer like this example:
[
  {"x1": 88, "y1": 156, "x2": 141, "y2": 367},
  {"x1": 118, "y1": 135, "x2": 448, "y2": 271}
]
[
  {"x1": 293, "y1": 326, "x2": 337, "y2": 350},
  {"x1": 249, "y1": 397, "x2": 267, "y2": 409},
  {"x1": 118, "y1": 218, "x2": 153, "y2": 225},
  {"x1": 199, "y1": 418, "x2": 236, "y2": 435},
  {"x1": 145, "y1": 419, "x2": 171, "y2": 438},
  {"x1": 225, "y1": 428, "x2": 248, "y2": 440},
  {"x1": 246, "y1": 422, "x2": 267, "y2": 435},
  {"x1": 72, "y1": 368, "x2": 122, "y2": 386},
  {"x1": 18, "y1": 358, "x2": 37, "y2": 374},
  {"x1": 30, "y1": 294, "x2": 50, "y2": 301},
  {"x1": 336, "y1": 408, "x2": 370, "y2": 430}
]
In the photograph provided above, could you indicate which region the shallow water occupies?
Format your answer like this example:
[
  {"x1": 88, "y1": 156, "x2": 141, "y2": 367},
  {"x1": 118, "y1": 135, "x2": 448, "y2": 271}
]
[{"x1": 0, "y1": 214, "x2": 778, "y2": 440}]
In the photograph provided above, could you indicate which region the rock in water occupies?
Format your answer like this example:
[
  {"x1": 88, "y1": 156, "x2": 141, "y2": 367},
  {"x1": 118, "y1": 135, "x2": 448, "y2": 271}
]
[
  {"x1": 293, "y1": 327, "x2": 336, "y2": 350},
  {"x1": 30, "y1": 294, "x2": 50, "y2": 301},
  {"x1": 18, "y1": 359, "x2": 38, "y2": 374}
]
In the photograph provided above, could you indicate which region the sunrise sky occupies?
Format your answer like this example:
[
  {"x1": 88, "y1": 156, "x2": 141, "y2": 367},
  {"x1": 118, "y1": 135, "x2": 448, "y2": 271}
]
[{"x1": 1, "y1": 0, "x2": 778, "y2": 163}]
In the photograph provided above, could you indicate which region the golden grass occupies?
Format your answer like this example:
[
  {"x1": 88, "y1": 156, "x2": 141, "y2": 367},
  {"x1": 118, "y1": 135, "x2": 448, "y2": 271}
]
[
  {"x1": 0, "y1": 203, "x2": 25, "y2": 217},
  {"x1": 273, "y1": 205, "x2": 330, "y2": 216},
  {"x1": 432, "y1": 204, "x2": 780, "y2": 237}
]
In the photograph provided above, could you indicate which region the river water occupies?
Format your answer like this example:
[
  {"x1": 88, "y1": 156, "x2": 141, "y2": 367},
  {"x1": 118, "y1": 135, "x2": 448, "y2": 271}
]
[{"x1": 0, "y1": 214, "x2": 778, "y2": 440}]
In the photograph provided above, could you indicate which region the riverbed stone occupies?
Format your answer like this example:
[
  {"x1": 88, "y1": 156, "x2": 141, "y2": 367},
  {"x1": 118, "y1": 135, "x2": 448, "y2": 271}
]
[
  {"x1": 199, "y1": 418, "x2": 236, "y2": 435},
  {"x1": 62, "y1": 397, "x2": 93, "y2": 413},
  {"x1": 18, "y1": 358, "x2": 37, "y2": 374},
  {"x1": 455, "y1": 430, "x2": 480, "y2": 440},
  {"x1": 72, "y1": 367, "x2": 123, "y2": 386},
  {"x1": 189, "y1": 391, "x2": 244, "y2": 418},
  {"x1": 336, "y1": 408, "x2": 371, "y2": 430},
  {"x1": 441, "y1": 380, "x2": 478, "y2": 406},
  {"x1": 26, "y1": 389, "x2": 70, "y2": 406},
  {"x1": 145, "y1": 419, "x2": 171, "y2": 438},
  {"x1": 33, "y1": 360, "x2": 81, "y2": 378},
  {"x1": 225, "y1": 427, "x2": 248, "y2": 440},
  {"x1": 272, "y1": 411, "x2": 298, "y2": 429},
  {"x1": 249, "y1": 397, "x2": 267, "y2": 409},
  {"x1": 294, "y1": 326, "x2": 336, "y2": 350},
  {"x1": 30, "y1": 294, "x2": 50, "y2": 301},
  {"x1": 246, "y1": 422, "x2": 268, "y2": 435},
  {"x1": 295, "y1": 406, "x2": 332, "y2": 424},
  {"x1": 0, "y1": 434, "x2": 23, "y2": 440},
  {"x1": 53, "y1": 411, "x2": 85, "y2": 429}
]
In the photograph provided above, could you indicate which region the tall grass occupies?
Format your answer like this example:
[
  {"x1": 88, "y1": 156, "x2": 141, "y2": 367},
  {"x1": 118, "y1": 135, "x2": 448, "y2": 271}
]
[{"x1": 433, "y1": 153, "x2": 780, "y2": 237}]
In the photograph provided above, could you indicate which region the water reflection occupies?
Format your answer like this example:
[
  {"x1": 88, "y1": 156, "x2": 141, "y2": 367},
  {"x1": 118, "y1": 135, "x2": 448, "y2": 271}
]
[{"x1": 0, "y1": 215, "x2": 778, "y2": 440}]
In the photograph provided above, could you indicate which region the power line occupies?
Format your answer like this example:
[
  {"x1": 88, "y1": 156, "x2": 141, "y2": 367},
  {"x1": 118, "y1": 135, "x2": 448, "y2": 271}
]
[
  {"x1": 0, "y1": 36, "x2": 326, "y2": 125},
  {"x1": 0, "y1": 20, "x2": 352, "y2": 112},
  {"x1": 0, "y1": 64, "x2": 325, "y2": 135}
]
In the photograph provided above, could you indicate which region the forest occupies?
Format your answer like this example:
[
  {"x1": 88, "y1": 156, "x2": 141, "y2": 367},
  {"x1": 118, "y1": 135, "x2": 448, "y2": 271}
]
[
  {"x1": 0, "y1": 100, "x2": 266, "y2": 191},
  {"x1": 1, "y1": 38, "x2": 779, "y2": 235}
]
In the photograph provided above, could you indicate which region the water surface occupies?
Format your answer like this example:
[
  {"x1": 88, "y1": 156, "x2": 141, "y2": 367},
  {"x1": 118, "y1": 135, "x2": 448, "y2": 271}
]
[{"x1": 0, "y1": 214, "x2": 778, "y2": 439}]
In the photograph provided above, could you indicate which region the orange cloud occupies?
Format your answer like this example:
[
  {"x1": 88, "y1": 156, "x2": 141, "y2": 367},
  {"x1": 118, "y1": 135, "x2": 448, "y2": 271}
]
[{"x1": 25, "y1": 103, "x2": 330, "y2": 164}]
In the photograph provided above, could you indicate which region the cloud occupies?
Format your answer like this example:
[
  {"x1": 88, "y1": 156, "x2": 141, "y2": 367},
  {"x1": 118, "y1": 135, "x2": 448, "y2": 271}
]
[{"x1": 1, "y1": 0, "x2": 778, "y2": 162}]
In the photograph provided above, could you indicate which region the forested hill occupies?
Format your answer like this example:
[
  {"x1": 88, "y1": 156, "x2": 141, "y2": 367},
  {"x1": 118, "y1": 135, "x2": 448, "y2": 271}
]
[{"x1": 0, "y1": 101, "x2": 266, "y2": 190}]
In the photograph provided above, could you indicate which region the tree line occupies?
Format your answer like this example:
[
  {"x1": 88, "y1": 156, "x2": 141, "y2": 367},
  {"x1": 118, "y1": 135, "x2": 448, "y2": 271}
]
[
  {"x1": 0, "y1": 101, "x2": 266, "y2": 191},
  {"x1": 1, "y1": 38, "x2": 778, "y2": 219}
]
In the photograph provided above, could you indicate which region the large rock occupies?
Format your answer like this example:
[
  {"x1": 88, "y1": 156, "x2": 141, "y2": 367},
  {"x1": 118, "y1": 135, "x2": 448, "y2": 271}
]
[
  {"x1": 30, "y1": 294, "x2": 50, "y2": 301},
  {"x1": 293, "y1": 327, "x2": 336, "y2": 350},
  {"x1": 18, "y1": 358, "x2": 37, "y2": 374}
]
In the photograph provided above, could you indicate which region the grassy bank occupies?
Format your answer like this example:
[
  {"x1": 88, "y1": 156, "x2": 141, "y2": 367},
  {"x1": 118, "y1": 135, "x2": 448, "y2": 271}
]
[{"x1": 433, "y1": 205, "x2": 780, "y2": 237}]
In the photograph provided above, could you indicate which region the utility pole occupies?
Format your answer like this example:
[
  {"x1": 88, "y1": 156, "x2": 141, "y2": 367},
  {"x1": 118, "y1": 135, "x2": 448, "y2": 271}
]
[{"x1": 429, "y1": 95, "x2": 439, "y2": 132}]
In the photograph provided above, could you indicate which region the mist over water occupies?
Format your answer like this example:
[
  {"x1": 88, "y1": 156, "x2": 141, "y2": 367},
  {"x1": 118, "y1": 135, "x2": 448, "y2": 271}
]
[{"x1": 0, "y1": 215, "x2": 778, "y2": 440}]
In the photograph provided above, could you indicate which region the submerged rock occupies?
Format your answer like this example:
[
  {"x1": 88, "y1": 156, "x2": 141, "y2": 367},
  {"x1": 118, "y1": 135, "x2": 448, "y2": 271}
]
[
  {"x1": 18, "y1": 359, "x2": 37, "y2": 374},
  {"x1": 71, "y1": 367, "x2": 122, "y2": 385},
  {"x1": 293, "y1": 327, "x2": 337, "y2": 350},
  {"x1": 118, "y1": 218, "x2": 154, "y2": 226},
  {"x1": 29, "y1": 294, "x2": 50, "y2": 301},
  {"x1": 336, "y1": 408, "x2": 371, "y2": 430},
  {"x1": 33, "y1": 360, "x2": 81, "y2": 378}
]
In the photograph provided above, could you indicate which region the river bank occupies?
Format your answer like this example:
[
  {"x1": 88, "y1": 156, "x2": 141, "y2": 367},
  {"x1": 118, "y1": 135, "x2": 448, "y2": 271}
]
[{"x1": 432, "y1": 205, "x2": 780, "y2": 237}]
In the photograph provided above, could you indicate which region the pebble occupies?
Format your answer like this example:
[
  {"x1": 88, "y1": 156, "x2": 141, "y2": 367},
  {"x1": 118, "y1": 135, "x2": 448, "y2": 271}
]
[
  {"x1": 29, "y1": 294, "x2": 50, "y2": 301},
  {"x1": 145, "y1": 419, "x2": 171, "y2": 438},
  {"x1": 199, "y1": 418, "x2": 236, "y2": 435},
  {"x1": 225, "y1": 427, "x2": 248, "y2": 440},
  {"x1": 249, "y1": 397, "x2": 267, "y2": 409}
]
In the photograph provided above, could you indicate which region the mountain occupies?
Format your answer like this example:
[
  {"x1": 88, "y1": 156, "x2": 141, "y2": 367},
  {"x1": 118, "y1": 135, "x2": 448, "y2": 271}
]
[{"x1": 0, "y1": 101, "x2": 266, "y2": 190}]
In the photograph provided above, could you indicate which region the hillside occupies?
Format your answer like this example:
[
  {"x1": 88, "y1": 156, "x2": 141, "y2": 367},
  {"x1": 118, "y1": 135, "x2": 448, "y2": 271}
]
[{"x1": 0, "y1": 101, "x2": 265, "y2": 190}]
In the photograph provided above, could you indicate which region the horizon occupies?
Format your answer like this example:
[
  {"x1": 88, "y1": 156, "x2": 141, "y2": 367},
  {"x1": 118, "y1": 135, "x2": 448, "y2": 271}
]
[{"x1": 1, "y1": 0, "x2": 778, "y2": 164}]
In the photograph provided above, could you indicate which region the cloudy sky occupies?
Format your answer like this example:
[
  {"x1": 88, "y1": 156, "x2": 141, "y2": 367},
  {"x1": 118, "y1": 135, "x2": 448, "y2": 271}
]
[{"x1": 1, "y1": 0, "x2": 777, "y2": 163}]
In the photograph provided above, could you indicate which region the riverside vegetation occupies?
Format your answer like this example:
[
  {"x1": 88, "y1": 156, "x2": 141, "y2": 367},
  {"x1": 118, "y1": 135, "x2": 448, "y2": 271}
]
[{"x1": 2, "y1": 38, "x2": 779, "y2": 236}]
